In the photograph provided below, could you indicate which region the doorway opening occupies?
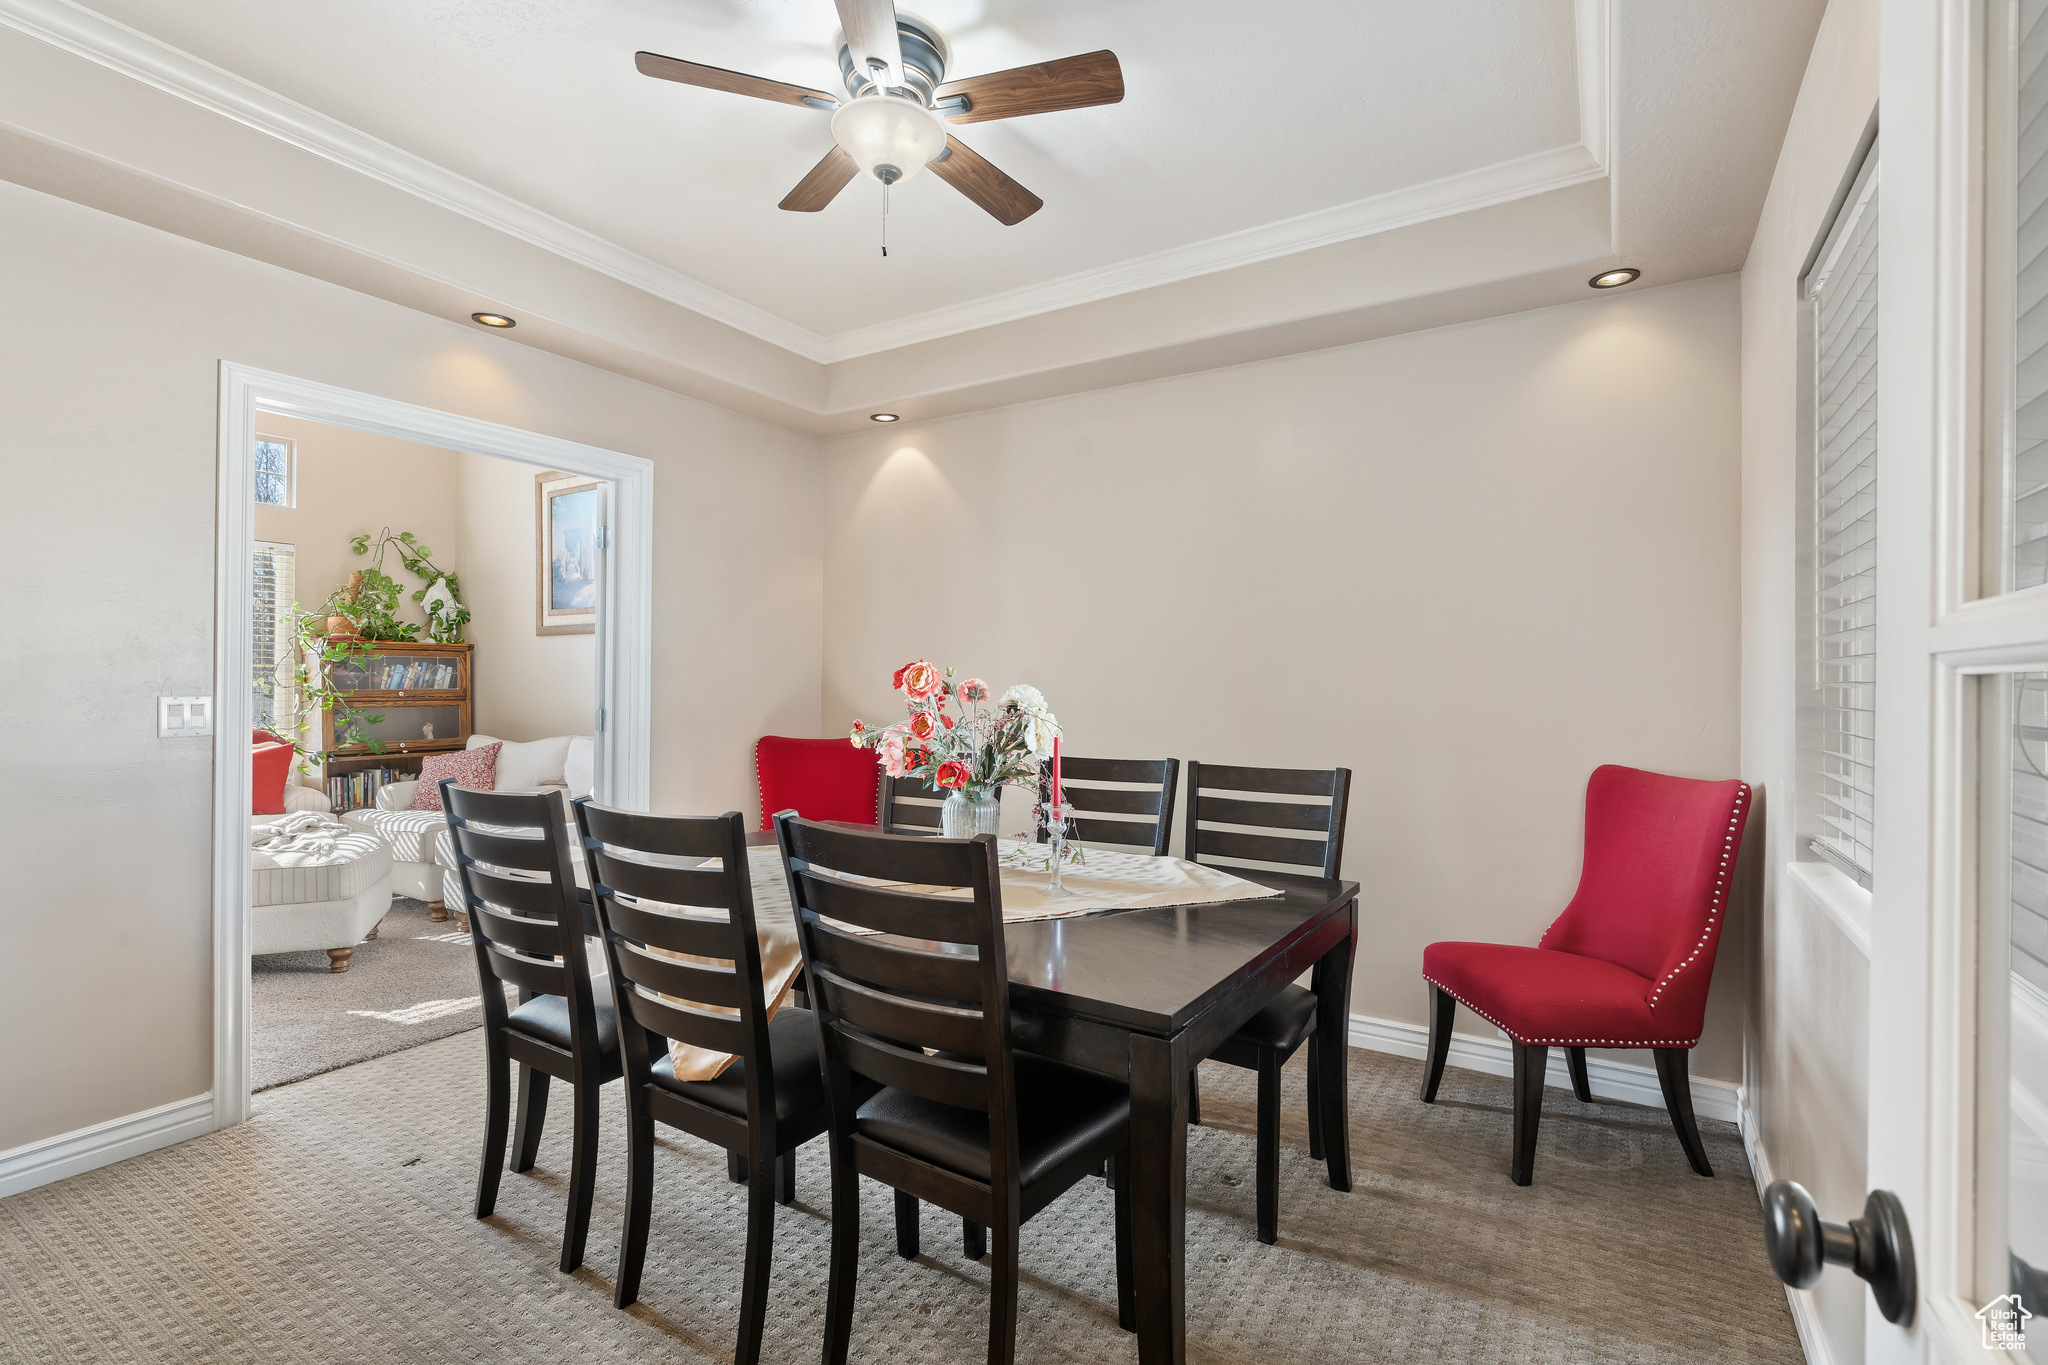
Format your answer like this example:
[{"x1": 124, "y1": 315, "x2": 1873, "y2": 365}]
[{"x1": 214, "y1": 364, "x2": 652, "y2": 1129}]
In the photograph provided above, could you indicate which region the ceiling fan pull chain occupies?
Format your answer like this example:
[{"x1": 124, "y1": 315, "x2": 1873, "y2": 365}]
[{"x1": 881, "y1": 183, "x2": 890, "y2": 257}]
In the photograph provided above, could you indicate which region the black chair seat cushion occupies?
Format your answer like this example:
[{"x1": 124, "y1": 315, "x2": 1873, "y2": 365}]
[
  {"x1": 505, "y1": 973, "x2": 620, "y2": 1055},
  {"x1": 854, "y1": 1054, "x2": 1129, "y2": 1189},
  {"x1": 1226, "y1": 983, "x2": 1318, "y2": 1056},
  {"x1": 649, "y1": 1006, "x2": 833, "y2": 1123}
]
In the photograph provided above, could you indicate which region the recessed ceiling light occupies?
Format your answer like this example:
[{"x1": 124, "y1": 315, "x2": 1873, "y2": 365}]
[
  {"x1": 1589, "y1": 268, "x2": 1641, "y2": 289},
  {"x1": 471, "y1": 312, "x2": 517, "y2": 328},
  {"x1": 870, "y1": 412, "x2": 900, "y2": 422}
]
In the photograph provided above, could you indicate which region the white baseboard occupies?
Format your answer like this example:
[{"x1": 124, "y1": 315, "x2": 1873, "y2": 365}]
[
  {"x1": 1344, "y1": 1012, "x2": 1742, "y2": 1124},
  {"x1": 0, "y1": 1094, "x2": 215, "y2": 1200},
  {"x1": 1739, "y1": 1096, "x2": 1833, "y2": 1365}
]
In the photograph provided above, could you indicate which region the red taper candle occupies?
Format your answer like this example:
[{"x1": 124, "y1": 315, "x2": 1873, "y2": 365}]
[{"x1": 1051, "y1": 736, "x2": 1062, "y2": 808}]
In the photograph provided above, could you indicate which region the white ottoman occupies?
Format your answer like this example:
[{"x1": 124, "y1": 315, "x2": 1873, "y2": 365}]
[{"x1": 251, "y1": 825, "x2": 393, "y2": 972}]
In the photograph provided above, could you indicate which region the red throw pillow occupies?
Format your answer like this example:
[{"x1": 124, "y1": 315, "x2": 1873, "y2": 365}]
[
  {"x1": 252, "y1": 741, "x2": 294, "y2": 815},
  {"x1": 755, "y1": 735, "x2": 882, "y2": 831},
  {"x1": 410, "y1": 742, "x2": 502, "y2": 811}
]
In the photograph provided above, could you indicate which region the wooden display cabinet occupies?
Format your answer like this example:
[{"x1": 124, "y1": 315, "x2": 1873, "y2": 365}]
[{"x1": 320, "y1": 641, "x2": 473, "y2": 798}]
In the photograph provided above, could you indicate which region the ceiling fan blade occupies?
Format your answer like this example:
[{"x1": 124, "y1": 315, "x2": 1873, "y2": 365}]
[
  {"x1": 927, "y1": 136, "x2": 1042, "y2": 226},
  {"x1": 932, "y1": 50, "x2": 1123, "y2": 124},
  {"x1": 834, "y1": 0, "x2": 904, "y2": 90},
  {"x1": 780, "y1": 146, "x2": 860, "y2": 212},
  {"x1": 635, "y1": 51, "x2": 838, "y2": 110}
]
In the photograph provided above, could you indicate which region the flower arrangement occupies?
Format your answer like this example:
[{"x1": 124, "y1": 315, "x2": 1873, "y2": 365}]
[{"x1": 850, "y1": 660, "x2": 1059, "y2": 804}]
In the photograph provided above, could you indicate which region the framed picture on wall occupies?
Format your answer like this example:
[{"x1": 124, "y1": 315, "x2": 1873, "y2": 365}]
[{"x1": 535, "y1": 471, "x2": 601, "y2": 636}]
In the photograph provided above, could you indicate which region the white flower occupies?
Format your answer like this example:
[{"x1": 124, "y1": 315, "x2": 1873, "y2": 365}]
[
  {"x1": 999, "y1": 683, "x2": 1048, "y2": 714},
  {"x1": 1027, "y1": 710, "x2": 1060, "y2": 756}
]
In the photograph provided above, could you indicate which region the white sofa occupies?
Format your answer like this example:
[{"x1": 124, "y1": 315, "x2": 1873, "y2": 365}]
[
  {"x1": 341, "y1": 733, "x2": 592, "y2": 920},
  {"x1": 253, "y1": 783, "x2": 393, "y2": 972}
]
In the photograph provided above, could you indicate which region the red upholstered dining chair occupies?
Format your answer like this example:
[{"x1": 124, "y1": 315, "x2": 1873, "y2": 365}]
[
  {"x1": 754, "y1": 736, "x2": 882, "y2": 831},
  {"x1": 1420, "y1": 764, "x2": 1750, "y2": 1186}
]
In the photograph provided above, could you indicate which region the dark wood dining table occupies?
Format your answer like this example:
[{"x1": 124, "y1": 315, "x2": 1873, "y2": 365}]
[{"x1": 744, "y1": 830, "x2": 1360, "y2": 1365}]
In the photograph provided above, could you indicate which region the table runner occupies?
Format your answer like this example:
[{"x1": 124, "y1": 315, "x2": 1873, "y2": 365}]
[{"x1": 656, "y1": 841, "x2": 1278, "y2": 1082}]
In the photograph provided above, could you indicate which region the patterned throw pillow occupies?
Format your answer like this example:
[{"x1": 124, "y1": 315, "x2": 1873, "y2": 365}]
[{"x1": 409, "y1": 742, "x2": 502, "y2": 811}]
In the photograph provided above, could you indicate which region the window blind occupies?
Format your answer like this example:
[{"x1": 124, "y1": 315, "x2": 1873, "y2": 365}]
[
  {"x1": 2013, "y1": 0, "x2": 2048, "y2": 586},
  {"x1": 254, "y1": 541, "x2": 296, "y2": 735},
  {"x1": 1806, "y1": 155, "x2": 1880, "y2": 886}
]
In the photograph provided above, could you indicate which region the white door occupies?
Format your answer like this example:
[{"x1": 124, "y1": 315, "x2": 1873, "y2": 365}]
[{"x1": 1852, "y1": 0, "x2": 2048, "y2": 1357}]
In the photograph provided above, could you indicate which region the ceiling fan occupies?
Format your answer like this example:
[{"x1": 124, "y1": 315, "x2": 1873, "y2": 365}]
[{"x1": 635, "y1": 0, "x2": 1123, "y2": 227}]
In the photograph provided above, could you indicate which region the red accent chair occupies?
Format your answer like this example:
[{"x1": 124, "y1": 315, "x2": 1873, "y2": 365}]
[
  {"x1": 753, "y1": 736, "x2": 882, "y2": 832},
  {"x1": 1420, "y1": 764, "x2": 1750, "y2": 1185}
]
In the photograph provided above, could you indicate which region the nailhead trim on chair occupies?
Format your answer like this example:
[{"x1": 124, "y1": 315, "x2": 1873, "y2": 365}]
[
  {"x1": 1643, "y1": 782, "x2": 1749, "y2": 1011},
  {"x1": 1419, "y1": 976, "x2": 1700, "y2": 1049}
]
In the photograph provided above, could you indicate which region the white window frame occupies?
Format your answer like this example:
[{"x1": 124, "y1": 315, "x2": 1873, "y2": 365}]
[{"x1": 253, "y1": 435, "x2": 295, "y2": 508}]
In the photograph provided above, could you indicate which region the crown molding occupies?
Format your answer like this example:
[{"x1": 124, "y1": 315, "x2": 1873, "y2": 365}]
[
  {"x1": 0, "y1": 0, "x2": 1617, "y2": 370},
  {"x1": 0, "y1": 0, "x2": 836, "y2": 361},
  {"x1": 818, "y1": 142, "x2": 1606, "y2": 361}
]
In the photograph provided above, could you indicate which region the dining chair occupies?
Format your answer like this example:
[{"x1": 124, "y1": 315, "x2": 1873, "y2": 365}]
[
  {"x1": 1421, "y1": 764, "x2": 1751, "y2": 1185},
  {"x1": 1181, "y1": 761, "x2": 1352, "y2": 1244},
  {"x1": 1037, "y1": 756, "x2": 1179, "y2": 855},
  {"x1": 440, "y1": 779, "x2": 621, "y2": 1273},
  {"x1": 572, "y1": 801, "x2": 870, "y2": 1363},
  {"x1": 774, "y1": 814, "x2": 1135, "y2": 1365},
  {"x1": 754, "y1": 735, "x2": 882, "y2": 831},
  {"x1": 878, "y1": 771, "x2": 948, "y2": 836}
]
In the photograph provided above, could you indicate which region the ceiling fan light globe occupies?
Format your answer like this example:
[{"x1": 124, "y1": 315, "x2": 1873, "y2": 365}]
[{"x1": 831, "y1": 92, "x2": 947, "y2": 184}]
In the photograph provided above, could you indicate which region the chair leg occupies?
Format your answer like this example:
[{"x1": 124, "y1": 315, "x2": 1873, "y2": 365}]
[
  {"x1": 776, "y1": 1149, "x2": 797, "y2": 1206},
  {"x1": 894, "y1": 1190, "x2": 919, "y2": 1259},
  {"x1": 614, "y1": 1105, "x2": 654, "y2": 1309},
  {"x1": 1420, "y1": 984, "x2": 1455, "y2": 1103},
  {"x1": 559, "y1": 1083, "x2": 600, "y2": 1273},
  {"x1": 1187, "y1": 1068, "x2": 1201, "y2": 1126},
  {"x1": 1255, "y1": 1049, "x2": 1281, "y2": 1245},
  {"x1": 734, "y1": 1148, "x2": 777, "y2": 1365},
  {"x1": 823, "y1": 1143, "x2": 860, "y2": 1365},
  {"x1": 1566, "y1": 1046, "x2": 1593, "y2": 1103},
  {"x1": 962, "y1": 1218, "x2": 986, "y2": 1262},
  {"x1": 1306, "y1": 1036, "x2": 1324, "y2": 1161},
  {"x1": 475, "y1": 1039, "x2": 510, "y2": 1219},
  {"x1": 727, "y1": 1150, "x2": 748, "y2": 1184},
  {"x1": 1510, "y1": 1042, "x2": 1548, "y2": 1187},
  {"x1": 1112, "y1": 1147, "x2": 1135, "y2": 1333},
  {"x1": 1654, "y1": 1048, "x2": 1715, "y2": 1177},
  {"x1": 987, "y1": 1218, "x2": 1021, "y2": 1365},
  {"x1": 510, "y1": 1065, "x2": 548, "y2": 1174}
]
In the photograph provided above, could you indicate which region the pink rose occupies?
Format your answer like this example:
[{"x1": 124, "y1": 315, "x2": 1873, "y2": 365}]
[
  {"x1": 908, "y1": 710, "x2": 939, "y2": 742},
  {"x1": 878, "y1": 734, "x2": 908, "y2": 778},
  {"x1": 959, "y1": 678, "x2": 989, "y2": 703},
  {"x1": 934, "y1": 759, "x2": 971, "y2": 789},
  {"x1": 900, "y1": 660, "x2": 943, "y2": 700}
]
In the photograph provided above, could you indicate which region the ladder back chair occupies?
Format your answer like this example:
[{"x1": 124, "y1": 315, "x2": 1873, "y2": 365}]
[
  {"x1": 774, "y1": 815, "x2": 1135, "y2": 1365},
  {"x1": 878, "y1": 771, "x2": 949, "y2": 836},
  {"x1": 440, "y1": 780, "x2": 621, "y2": 1274},
  {"x1": 573, "y1": 802, "x2": 869, "y2": 1363},
  {"x1": 1182, "y1": 761, "x2": 1353, "y2": 1243},
  {"x1": 1036, "y1": 756, "x2": 1179, "y2": 856}
]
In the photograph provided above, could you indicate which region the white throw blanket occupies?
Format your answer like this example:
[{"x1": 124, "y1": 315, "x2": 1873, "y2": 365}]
[{"x1": 251, "y1": 810, "x2": 355, "y2": 863}]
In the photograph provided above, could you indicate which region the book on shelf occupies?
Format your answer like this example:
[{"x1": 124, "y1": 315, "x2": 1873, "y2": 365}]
[{"x1": 326, "y1": 766, "x2": 405, "y2": 812}]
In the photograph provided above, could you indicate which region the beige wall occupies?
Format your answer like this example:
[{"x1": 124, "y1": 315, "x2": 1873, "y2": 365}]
[
  {"x1": 1737, "y1": 0, "x2": 1878, "y2": 1358},
  {"x1": 251, "y1": 414, "x2": 596, "y2": 748},
  {"x1": 822, "y1": 274, "x2": 1746, "y2": 1081},
  {"x1": 0, "y1": 177, "x2": 821, "y2": 1155},
  {"x1": 455, "y1": 450, "x2": 596, "y2": 742}
]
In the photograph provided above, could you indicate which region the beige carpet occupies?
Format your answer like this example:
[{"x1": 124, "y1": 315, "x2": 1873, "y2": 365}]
[{"x1": 0, "y1": 1034, "x2": 1799, "y2": 1364}]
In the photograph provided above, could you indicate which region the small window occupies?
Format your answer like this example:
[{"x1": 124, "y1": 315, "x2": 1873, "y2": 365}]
[{"x1": 254, "y1": 438, "x2": 294, "y2": 507}]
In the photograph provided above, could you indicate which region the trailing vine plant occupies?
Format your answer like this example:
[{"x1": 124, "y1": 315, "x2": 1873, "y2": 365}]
[
  {"x1": 347, "y1": 527, "x2": 470, "y2": 643},
  {"x1": 257, "y1": 606, "x2": 389, "y2": 774}
]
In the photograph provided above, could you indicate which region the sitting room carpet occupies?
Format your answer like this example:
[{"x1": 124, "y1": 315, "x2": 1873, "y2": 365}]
[
  {"x1": 251, "y1": 895, "x2": 498, "y2": 1092},
  {"x1": 0, "y1": 1032, "x2": 1799, "y2": 1364}
]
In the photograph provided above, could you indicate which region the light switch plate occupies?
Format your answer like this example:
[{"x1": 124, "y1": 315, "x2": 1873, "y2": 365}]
[{"x1": 158, "y1": 695, "x2": 214, "y2": 737}]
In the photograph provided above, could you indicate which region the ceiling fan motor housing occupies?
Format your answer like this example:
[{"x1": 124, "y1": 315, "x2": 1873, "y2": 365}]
[{"x1": 838, "y1": 16, "x2": 949, "y2": 104}]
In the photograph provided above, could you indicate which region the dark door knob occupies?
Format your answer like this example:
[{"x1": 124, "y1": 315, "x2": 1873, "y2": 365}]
[{"x1": 1761, "y1": 1181, "x2": 1916, "y2": 1326}]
